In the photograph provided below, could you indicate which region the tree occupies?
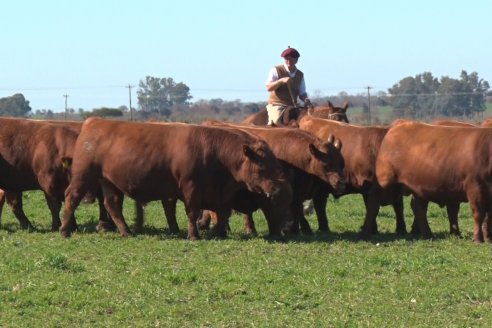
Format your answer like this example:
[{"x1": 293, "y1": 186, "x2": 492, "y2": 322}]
[
  {"x1": 459, "y1": 70, "x2": 489, "y2": 116},
  {"x1": 137, "y1": 76, "x2": 192, "y2": 118},
  {"x1": 433, "y1": 71, "x2": 489, "y2": 118},
  {"x1": 0, "y1": 93, "x2": 32, "y2": 116},
  {"x1": 83, "y1": 107, "x2": 124, "y2": 119},
  {"x1": 433, "y1": 76, "x2": 467, "y2": 117},
  {"x1": 388, "y1": 72, "x2": 439, "y2": 119},
  {"x1": 388, "y1": 71, "x2": 489, "y2": 119}
]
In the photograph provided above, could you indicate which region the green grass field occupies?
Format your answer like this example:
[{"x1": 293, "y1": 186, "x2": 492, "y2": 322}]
[{"x1": 0, "y1": 191, "x2": 491, "y2": 327}]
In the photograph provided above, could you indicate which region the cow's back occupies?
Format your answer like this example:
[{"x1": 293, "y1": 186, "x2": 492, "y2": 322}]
[{"x1": 376, "y1": 121, "x2": 492, "y2": 202}]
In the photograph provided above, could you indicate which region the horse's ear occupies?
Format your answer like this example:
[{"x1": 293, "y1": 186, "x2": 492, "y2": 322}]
[
  {"x1": 342, "y1": 101, "x2": 349, "y2": 111},
  {"x1": 327, "y1": 101, "x2": 334, "y2": 108}
]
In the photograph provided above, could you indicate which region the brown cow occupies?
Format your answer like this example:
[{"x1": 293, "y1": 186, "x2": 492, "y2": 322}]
[
  {"x1": 134, "y1": 121, "x2": 295, "y2": 237},
  {"x1": 0, "y1": 117, "x2": 88, "y2": 230},
  {"x1": 61, "y1": 118, "x2": 286, "y2": 240},
  {"x1": 376, "y1": 120, "x2": 492, "y2": 243},
  {"x1": 242, "y1": 101, "x2": 349, "y2": 126},
  {"x1": 409, "y1": 119, "x2": 480, "y2": 237},
  {"x1": 0, "y1": 119, "x2": 111, "y2": 232},
  {"x1": 200, "y1": 121, "x2": 346, "y2": 235},
  {"x1": 298, "y1": 116, "x2": 406, "y2": 236},
  {"x1": 130, "y1": 121, "x2": 293, "y2": 237}
]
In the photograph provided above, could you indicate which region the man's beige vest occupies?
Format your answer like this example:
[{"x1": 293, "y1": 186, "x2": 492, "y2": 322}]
[{"x1": 268, "y1": 65, "x2": 304, "y2": 106}]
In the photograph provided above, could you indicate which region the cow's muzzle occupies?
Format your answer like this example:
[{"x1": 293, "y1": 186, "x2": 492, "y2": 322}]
[{"x1": 329, "y1": 173, "x2": 346, "y2": 195}]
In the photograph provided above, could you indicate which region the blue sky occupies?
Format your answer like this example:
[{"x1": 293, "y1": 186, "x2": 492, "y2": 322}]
[{"x1": 1, "y1": 0, "x2": 490, "y2": 112}]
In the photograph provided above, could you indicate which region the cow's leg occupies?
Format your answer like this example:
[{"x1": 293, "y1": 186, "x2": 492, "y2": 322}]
[
  {"x1": 260, "y1": 207, "x2": 283, "y2": 237},
  {"x1": 483, "y1": 210, "x2": 491, "y2": 242},
  {"x1": 162, "y1": 198, "x2": 180, "y2": 234},
  {"x1": 211, "y1": 209, "x2": 232, "y2": 238},
  {"x1": 96, "y1": 188, "x2": 116, "y2": 233},
  {"x1": 283, "y1": 202, "x2": 300, "y2": 235},
  {"x1": 295, "y1": 201, "x2": 313, "y2": 235},
  {"x1": 465, "y1": 186, "x2": 488, "y2": 243},
  {"x1": 5, "y1": 191, "x2": 35, "y2": 230},
  {"x1": 446, "y1": 202, "x2": 461, "y2": 237},
  {"x1": 197, "y1": 210, "x2": 212, "y2": 230},
  {"x1": 243, "y1": 213, "x2": 257, "y2": 235},
  {"x1": 61, "y1": 183, "x2": 89, "y2": 237},
  {"x1": 185, "y1": 205, "x2": 201, "y2": 240},
  {"x1": 43, "y1": 192, "x2": 63, "y2": 231},
  {"x1": 313, "y1": 190, "x2": 330, "y2": 232},
  {"x1": 482, "y1": 192, "x2": 492, "y2": 242},
  {"x1": 132, "y1": 201, "x2": 144, "y2": 233},
  {"x1": 468, "y1": 200, "x2": 485, "y2": 243},
  {"x1": 393, "y1": 195, "x2": 407, "y2": 235},
  {"x1": 359, "y1": 193, "x2": 381, "y2": 238},
  {"x1": 410, "y1": 196, "x2": 433, "y2": 239},
  {"x1": 0, "y1": 189, "x2": 5, "y2": 225},
  {"x1": 100, "y1": 182, "x2": 130, "y2": 237}
]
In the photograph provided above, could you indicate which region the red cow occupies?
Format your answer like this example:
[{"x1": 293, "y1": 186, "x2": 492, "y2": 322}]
[
  {"x1": 200, "y1": 121, "x2": 346, "y2": 235},
  {"x1": 408, "y1": 119, "x2": 480, "y2": 237},
  {"x1": 0, "y1": 118, "x2": 110, "y2": 231},
  {"x1": 376, "y1": 120, "x2": 492, "y2": 243},
  {"x1": 0, "y1": 118, "x2": 85, "y2": 230},
  {"x1": 298, "y1": 116, "x2": 406, "y2": 237},
  {"x1": 61, "y1": 118, "x2": 286, "y2": 240}
]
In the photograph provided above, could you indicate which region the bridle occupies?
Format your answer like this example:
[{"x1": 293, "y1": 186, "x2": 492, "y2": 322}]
[{"x1": 327, "y1": 112, "x2": 349, "y2": 123}]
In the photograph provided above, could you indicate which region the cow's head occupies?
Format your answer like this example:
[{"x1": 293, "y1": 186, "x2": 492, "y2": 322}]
[
  {"x1": 240, "y1": 140, "x2": 285, "y2": 200},
  {"x1": 307, "y1": 135, "x2": 346, "y2": 194}
]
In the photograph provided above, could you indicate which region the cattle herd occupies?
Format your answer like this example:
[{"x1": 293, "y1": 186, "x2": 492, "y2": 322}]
[{"x1": 0, "y1": 102, "x2": 491, "y2": 243}]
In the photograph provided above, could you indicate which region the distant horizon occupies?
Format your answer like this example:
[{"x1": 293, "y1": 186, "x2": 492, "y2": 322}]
[{"x1": 4, "y1": 83, "x2": 393, "y2": 112}]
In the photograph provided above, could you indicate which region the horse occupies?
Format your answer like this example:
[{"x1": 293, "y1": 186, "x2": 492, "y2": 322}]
[{"x1": 241, "y1": 101, "x2": 349, "y2": 126}]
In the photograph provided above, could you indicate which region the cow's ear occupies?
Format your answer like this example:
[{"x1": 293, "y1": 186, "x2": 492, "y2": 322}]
[{"x1": 243, "y1": 144, "x2": 254, "y2": 158}]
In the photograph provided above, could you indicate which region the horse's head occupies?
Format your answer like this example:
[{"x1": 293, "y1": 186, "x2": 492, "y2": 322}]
[
  {"x1": 281, "y1": 106, "x2": 301, "y2": 126},
  {"x1": 308, "y1": 101, "x2": 349, "y2": 123}
]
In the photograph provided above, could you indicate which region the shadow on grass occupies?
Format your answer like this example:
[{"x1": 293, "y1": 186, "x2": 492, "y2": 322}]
[{"x1": 0, "y1": 221, "x2": 457, "y2": 244}]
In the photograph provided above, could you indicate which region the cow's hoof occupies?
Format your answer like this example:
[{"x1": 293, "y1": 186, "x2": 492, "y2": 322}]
[{"x1": 60, "y1": 230, "x2": 71, "y2": 238}]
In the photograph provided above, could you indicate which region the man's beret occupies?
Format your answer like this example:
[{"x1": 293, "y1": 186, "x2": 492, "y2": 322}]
[{"x1": 281, "y1": 46, "x2": 300, "y2": 58}]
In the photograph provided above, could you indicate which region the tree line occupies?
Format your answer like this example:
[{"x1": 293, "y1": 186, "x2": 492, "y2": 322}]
[{"x1": 1, "y1": 70, "x2": 490, "y2": 124}]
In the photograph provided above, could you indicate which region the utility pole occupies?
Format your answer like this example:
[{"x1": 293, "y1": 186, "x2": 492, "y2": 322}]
[
  {"x1": 366, "y1": 86, "x2": 372, "y2": 125},
  {"x1": 63, "y1": 94, "x2": 69, "y2": 120},
  {"x1": 126, "y1": 84, "x2": 135, "y2": 121}
]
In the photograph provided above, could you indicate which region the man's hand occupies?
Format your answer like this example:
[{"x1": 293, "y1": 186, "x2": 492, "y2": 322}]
[
  {"x1": 304, "y1": 98, "x2": 313, "y2": 108},
  {"x1": 277, "y1": 77, "x2": 290, "y2": 86}
]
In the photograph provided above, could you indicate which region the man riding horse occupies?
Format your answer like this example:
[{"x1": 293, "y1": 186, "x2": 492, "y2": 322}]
[{"x1": 265, "y1": 46, "x2": 311, "y2": 126}]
